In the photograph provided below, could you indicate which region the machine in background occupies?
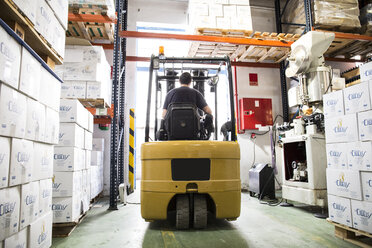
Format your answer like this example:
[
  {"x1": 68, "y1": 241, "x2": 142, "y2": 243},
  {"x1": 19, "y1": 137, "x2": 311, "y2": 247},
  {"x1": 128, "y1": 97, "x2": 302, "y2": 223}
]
[
  {"x1": 277, "y1": 31, "x2": 336, "y2": 209},
  {"x1": 248, "y1": 163, "x2": 275, "y2": 200}
]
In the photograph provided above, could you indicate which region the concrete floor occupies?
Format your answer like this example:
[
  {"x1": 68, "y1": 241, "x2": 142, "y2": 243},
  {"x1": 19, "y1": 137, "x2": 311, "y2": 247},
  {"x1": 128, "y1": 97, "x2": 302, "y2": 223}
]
[{"x1": 51, "y1": 189, "x2": 361, "y2": 248}]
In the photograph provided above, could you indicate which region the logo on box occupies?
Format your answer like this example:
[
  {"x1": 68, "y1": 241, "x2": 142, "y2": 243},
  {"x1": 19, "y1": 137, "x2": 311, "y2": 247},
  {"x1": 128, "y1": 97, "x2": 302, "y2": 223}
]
[
  {"x1": 336, "y1": 173, "x2": 350, "y2": 188},
  {"x1": 54, "y1": 154, "x2": 70, "y2": 160},
  {"x1": 356, "y1": 208, "x2": 372, "y2": 219},
  {"x1": 52, "y1": 204, "x2": 68, "y2": 210},
  {"x1": 351, "y1": 150, "x2": 366, "y2": 157},
  {"x1": 330, "y1": 151, "x2": 342, "y2": 157},
  {"x1": 334, "y1": 120, "x2": 348, "y2": 133},
  {"x1": 37, "y1": 223, "x2": 48, "y2": 245},
  {"x1": 348, "y1": 92, "x2": 363, "y2": 100},
  {"x1": 26, "y1": 194, "x2": 37, "y2": 205},
  {"x1": 60, "y1": 106, "x2": 72, "y2": 112},
  {"x1": 0, "y1": 201, "x2": 16, "y2": 216},
  {"x1": 326, "y1": 99, "x2": 338, "y2": 106},
  {"x1": 332, "y1": 203, "x2": 346, "y2": 212},
  {"x1": 363, "y1": 118, "x2": 372, "y2": 126},
  {"x1": 17, "y1": 152, "x2": 30, "y2": 163}
]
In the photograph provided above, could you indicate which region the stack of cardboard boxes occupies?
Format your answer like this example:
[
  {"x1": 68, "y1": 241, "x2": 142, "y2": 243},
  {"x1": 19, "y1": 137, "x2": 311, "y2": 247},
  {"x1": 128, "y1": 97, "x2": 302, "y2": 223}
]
[
  {"x1": 12, "y1": 0, "x2": 68, "y2": 59},
  {"x1": 56, "y1": 46, "x2": 112, "y2": 106},
  {"x1": 91, "y1": 138, "x2": 104, "y2": 200},
  {"x1": 188, "y1": 0, "x2": 253, "y2": 31},
  {"x1": 52, "y1": 99, "x2": 94, "y2": 223},
  {"x1": 324, "y1": 62, "x2": 372, "y2": 234},
  {"x1": 0, "y1": 22, "x2": 60, "y2": 247}
]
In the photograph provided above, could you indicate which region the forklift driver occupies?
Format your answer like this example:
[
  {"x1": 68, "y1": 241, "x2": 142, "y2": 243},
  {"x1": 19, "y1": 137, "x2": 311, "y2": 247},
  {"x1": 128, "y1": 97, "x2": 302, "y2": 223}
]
[{"x1": 162, "y1": 72, "x2": 212, "y2": 118}]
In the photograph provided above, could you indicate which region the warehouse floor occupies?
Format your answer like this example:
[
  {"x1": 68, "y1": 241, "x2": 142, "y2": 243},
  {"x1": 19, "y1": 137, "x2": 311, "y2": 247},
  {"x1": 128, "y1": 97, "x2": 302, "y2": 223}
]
[{"x1": 52, "y1": 189, "x2": 359, "y2": 248}]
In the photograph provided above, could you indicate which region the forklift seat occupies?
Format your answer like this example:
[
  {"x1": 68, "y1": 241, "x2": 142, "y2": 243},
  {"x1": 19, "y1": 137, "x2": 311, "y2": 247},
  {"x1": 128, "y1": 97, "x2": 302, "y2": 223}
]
[{"x1": 164, "y1": 103, "x2": 201, "y2": 140}]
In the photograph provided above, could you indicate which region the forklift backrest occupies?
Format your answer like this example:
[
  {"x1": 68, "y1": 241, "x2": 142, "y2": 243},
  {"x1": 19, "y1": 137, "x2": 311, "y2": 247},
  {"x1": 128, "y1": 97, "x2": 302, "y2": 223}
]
[{"x1": 164, "y1": 103, "x2": 201, "y2": 140}]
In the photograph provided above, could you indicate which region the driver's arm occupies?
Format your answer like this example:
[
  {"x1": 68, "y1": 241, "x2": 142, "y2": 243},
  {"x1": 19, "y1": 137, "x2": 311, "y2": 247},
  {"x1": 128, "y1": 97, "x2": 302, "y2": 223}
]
[
  {"x1": 162, "y1": 109, "x2": 167, "y2": 118},
  {"x1": 203, "y1": 105, "x2": 212, "y2": 115}
]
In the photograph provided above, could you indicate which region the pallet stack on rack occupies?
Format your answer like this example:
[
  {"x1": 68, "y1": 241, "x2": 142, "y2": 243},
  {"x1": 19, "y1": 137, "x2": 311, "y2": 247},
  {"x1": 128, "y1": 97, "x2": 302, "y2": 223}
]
[
  {"x1": 324, "y1": 62, "x2": 372, "y2": 246},
  {"x1": 0, "y1": 0, "x2": 67, "y2": 246}
]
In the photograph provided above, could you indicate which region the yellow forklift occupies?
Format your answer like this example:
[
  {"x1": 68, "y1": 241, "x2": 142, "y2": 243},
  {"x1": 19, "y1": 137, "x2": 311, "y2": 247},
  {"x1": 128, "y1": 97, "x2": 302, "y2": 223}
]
[{"x1": 141, "y1": 56, "x2": 241, "y2": 229}]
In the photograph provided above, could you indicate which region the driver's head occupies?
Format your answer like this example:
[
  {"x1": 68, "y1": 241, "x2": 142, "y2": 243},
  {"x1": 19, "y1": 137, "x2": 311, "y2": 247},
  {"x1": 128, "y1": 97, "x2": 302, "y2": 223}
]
[{"x1": 179, "y1": 72, "x2": 192, "y2": 86}]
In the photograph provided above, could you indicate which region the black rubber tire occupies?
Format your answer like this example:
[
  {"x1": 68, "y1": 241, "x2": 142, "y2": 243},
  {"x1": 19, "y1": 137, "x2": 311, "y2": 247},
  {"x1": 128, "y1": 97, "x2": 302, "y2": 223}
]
[
  {"x1": 193, "y1": 194, "x2": 207, "y2": 229},
  {"x1": 176, "y1": 195, "x2": 190, "y2": 229}
]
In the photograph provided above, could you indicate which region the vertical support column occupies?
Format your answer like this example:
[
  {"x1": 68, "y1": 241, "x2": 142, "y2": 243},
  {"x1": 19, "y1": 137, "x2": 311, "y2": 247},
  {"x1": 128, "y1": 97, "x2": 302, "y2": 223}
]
[
  {"x1": 303, "y1": 0, "x2": 313, "y2": 33},
  {"x1": 128, "y1": 108, "x2": 135, "y2": 192},
  {"x1": 275, "y1": 0, "x2": 289, "y2": 122}
]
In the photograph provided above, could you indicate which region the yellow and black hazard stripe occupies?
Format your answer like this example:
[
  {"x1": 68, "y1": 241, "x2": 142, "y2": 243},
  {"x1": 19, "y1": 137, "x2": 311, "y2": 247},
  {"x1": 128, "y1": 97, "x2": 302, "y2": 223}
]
[{"x1": 128, "y1": 108, "x2": 135, "y2": 190}]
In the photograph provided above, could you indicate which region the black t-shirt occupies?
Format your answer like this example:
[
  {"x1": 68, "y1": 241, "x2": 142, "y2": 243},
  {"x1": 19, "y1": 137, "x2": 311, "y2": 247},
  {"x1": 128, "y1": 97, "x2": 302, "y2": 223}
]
[{"x1": 163, "y1": 86, "x2": 208, "y2": 110}]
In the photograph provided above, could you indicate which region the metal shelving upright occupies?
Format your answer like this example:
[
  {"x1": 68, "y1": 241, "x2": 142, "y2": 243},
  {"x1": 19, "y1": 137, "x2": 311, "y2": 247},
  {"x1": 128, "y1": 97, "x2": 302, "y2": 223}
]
[{"x1": 109, "y1": 0, "x2": 128, "y2": 210}]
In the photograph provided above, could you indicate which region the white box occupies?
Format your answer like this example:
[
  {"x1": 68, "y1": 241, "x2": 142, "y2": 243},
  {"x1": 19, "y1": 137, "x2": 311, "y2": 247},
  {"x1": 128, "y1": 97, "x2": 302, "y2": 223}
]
[
  {"x1": 46, "y1": 0, "x2": 68, "y2": 30},
  {"x1": 19, "y1": 47, "x2": 41, "y2": 100},
  {"x1": 59, "y1": 99, "x2": 88, "y2": 129},
  {"x1": 326, "y1": 168, "x2": 362, "y2": 200},
  {"x1": 214, "y1": 0, "x2": 228, "y2": 3},
  {"x1": 33, "y1": 143, "x2": 53, "y2": 181},
  {"x1": 35, "y1": 1, "x2": 54, "y2": 45},
  {"x1": 85, "y1": 150, "x2": 91, "y2": 169},
  {"x1": 0, "y1": 137, "x2": 10, "y2": 189},
  {"x1": 230, "y1": 0, "x2": 250, "y2": 5},
  {"x1": 58, "y1": 123, "x2": 85, "y2": 148},
  {"x1": 51, "y1": 16, "x2": 66, "y2": 59},
  {"x1": 325, "y1": 114, "x2": 359, "y2": 144},
  {"x1": 88, "y1": 112, "x2": 94, "y2": 133},
  {"x1": 361, "y1": 172, "x2": 372, "y2": 202},
  {"x1": 20, "y1": 181, "x2": 39, "y2": 229},
  {"x1": 9, "y1": 139, "x2": 33, "y2": 186},
  {"x1": 0, "y1": 26, "x2": 21, "y2": 90},
  {"x1": 231, "y1": 16, "x2": 253, "y2": 30},
  {"x1": 358, "y1": 110, "x2": 372, "y2": 141},
  {"x1": 63, "y1": 62, "x2": 109, "y2": 82},
  {"x1": 360, "y1": 61, "x2": 372, "y2": 83},
  {"x1": 52, "y1": 195, "x2": 81, "y2": 223},
  {"x1": 86, "y1": 81, "x2": 107, "y2": 100},
  {"x1": 351, "y1": 200, "x2": 372, "y2": 234},
  {"x1": 0, "y1": 84, "x2": 27, "y2": 138},
  {"x1": 347, "y1": 141, "x2": 372, "y2": 171},
  {"x1": 39, "y1": 179, "x2": 52, "y2": 216},
  {"x1": 236, "y1": 5, "x2": 252, "y2": 17},
  {"x1": 326, "y1": 143, "x2": 348, "y2": 169},
  {"x1": 54, "y1": 147, "x2": 84, "y2": 172},
  {"x1": 209, "y1": 4, "x2": 223, "y2": 16},
  {"x1": 28, "y1": 211, "x2": 52, "y2": 248},
  {"x1": 26, "y1": 98, "x2": 46, "y2": 142},
  {"x1": 44, "y1": 107, "x2": 59, "y2": 145},
  {"x1": 60, "y1": 81, "x2": 86, "y2": 99},
  {"x1": 224, "y1": 5, "x2": 237, "y2": 17},
  {"x1": 84, "y1": 130, "x2": 92, "y2": 150},
  {"x1": 12, "y1": 0, "x2": 37, "y2": 24},
  {"x1": 0, "y1": 186, "x2": 20, "y2": 241},
  {"x1": 4, "y1": 227, "x2": 27, "y2": 248},
  {"x1": 64, "y1": 46, "x2": 107, "y2": 63},
  {"x1": 52, "y1": 171, "x2": 82, "y2": 197},
  {"x1": 92, "y1": 138, "x2": 104, "y2": 151},
  {"x1": 343, "y1": 82, "x2": 371, "y2": 114},
  {"x1": 189, "y1": 3, "x2": 209, "y2": 16},
  {"x1": 216, "y1": 17, "x2": 231, "y2": 29},
  {"x1": 91, "y1": 151, "x2": 103, "y2": 167},
  {"x1": 39, "y1": 68, "x2": 61, "y2": 112},
  {"x1": 323, "y1": 90, "x2": 344, "y2": 118},
  {"x1": 327, "y1": 194, "x2": 352, "y2": 227}
]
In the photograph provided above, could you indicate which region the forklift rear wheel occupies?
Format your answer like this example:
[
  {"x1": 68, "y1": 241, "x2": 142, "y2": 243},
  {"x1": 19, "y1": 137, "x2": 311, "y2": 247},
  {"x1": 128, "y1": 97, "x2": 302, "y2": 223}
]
[
  {"x1": 176, "y1": 195, "x2": 190, "y2": 229},
  {"x1": 193, "y1": 194, "x2": 207, "y2": 229}
]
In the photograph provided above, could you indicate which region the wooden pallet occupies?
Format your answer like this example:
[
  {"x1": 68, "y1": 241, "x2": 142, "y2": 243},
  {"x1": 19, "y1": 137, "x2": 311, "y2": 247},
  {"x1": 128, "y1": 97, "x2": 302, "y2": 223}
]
[
  {"x1": 327, "y1": 219, "x2": 372, "y2": 248},
  {"x1": 0, "y1": 0, "x2": 63, "y2": 65},
  {"x1": 189, "y1": 28, "x2": 299, "y2": 63},
  {"x1": 90, "y1": 191, "x2": 103, "y2": 205},
  {"x1": 67, "y1": 21, "x2": 114, "y2": 43},
  {"x1": 78, "y1": 98, "x2": 110, "y2": 109},
  {"x1": 52, "y1": 213, "x2": 87, "y2": 238}
]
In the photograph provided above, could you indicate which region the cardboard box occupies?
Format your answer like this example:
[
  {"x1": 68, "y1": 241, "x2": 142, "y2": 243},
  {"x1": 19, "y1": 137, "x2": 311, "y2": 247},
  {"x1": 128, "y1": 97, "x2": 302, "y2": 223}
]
[
  {"x1": 236, "y1": 5, "x2": 252, "y2": 17},
  {"x1": 28, "y1": 211, "x2": 52, "y2": 248},
  {"x1": 347, "y1": 141, "x2": 372, "y2": 171},
  {"x1": 62, "y1": 62, "x2": 109, "y2": 82},
  {"x1": 88, "y1": 112, "x2": 94, "y2": 133},
  {"x1": 84, "y1": 130, "x2": 92, "y2": 150},
  {"x1": 0, "y1": 137, "x2": 10, "y2": 189},
  {"x1": 35, "y1": 1, "x2": 54, "y2": 46},
  {"x1": 0, "y1": 25, "x2": 21, "y2": 90},
  {"x1": 12, "y1": 0, "x2": 37, "y2": 24},
  {"x1": 64, "y1": 46, "x2": 106, "y2": 63},
  {"x1": 25, "y1": 98, "x2": 46, "y2": 142},
  {"x1": 326, "y1": 168, "x2": 362, "y2": 200},
  {"x1": 44, "y1": 107, "x2": 59, "y2": 145},
  {"x1": 216, "y1": 17, "x2": 231, "y2": 29},
  {"x1": 209, "y1": 4, "x2": 223, "y2": 16},
  {"x1": 52, "y1": 195, "x2": 81, "y2": 223},
  {"x1": 52, "y1": 171, "x2": 82, "y2": 197},
  {"x1": 33, "y1": 143, "x2": 53, "y2": 181},
  {"x1": 360, "y1": 61, "x2": 372, "y2": 83},
  {"x1": 223, "y1": 5, "x2": 237, "y2": 17},
  {"x1": 91, "y1": 151, "x2": 103, "y2": 167},
  {"x1": 4, "y1": 227, "x2": 27, "y2": 248},
  {"x1": 189, "y1": 3, "x2": 209, "y2": 16},
  {"x1": 230, "y1": 0, "x2": 251, "y2": 5},
  {"x1": 58, "y1": 123, "x2": 85, "y2": 149},
  {"x1": 51, "y1": 16, "x2": 66, "y2": 59},
  {"x1": 19, "y1": 47, "x2": 41, "y2": 100},
  {"x1": 85, "y1": 150, "x2": 91, "y2": 169},
  {"x1": 46, "y1": 0, "x2": 68, "y2": 30},
  {"x1": 39, "y1": 68, "x2": 61, "y2": 112},
  {"x1": 351, "y1": 200, "x2": 372, "y2": 234},
  {"x1": 324, "y1": 114, "x2": 359, "y2": 144},
  {"x1": 361, "y1": 172, "x2": 372, "y2": 202},
  {"x1": 20, "y1": 181, "x2": 39, "y2": 229},
  {"x1": 9, "y1": 139, "x2": 33, "y2": 186},
  {"x1": 54, "y1": 147, "x2": 84, "y2": 172},
  {"x1": 60, "y1": 81, "x2": 86, "y2": 99},
  {"x1": 326, "y1": 143, "x2": 348, "y2": 169},
  {"x1": 59, "y1": 99, "x2": 88, "y2": 129},
  {"x1": 39, "y1": 179, "x2": 52, "y2": 217},
  {"x1": 343, "y1": 82, "x2": 371, "y2": 114},
  {"x1": 327, "y1": 194, "x2": 352, "y2": 227},
  {"x1": 0, "y1": 84, "x2": 27, "y2": 138},
  {"x1": 358, "y1": 110, "x2": 372, "y2": 141},
  {"x1": 323, "y1": 90, "x2": 345, "y2": 118},
  {"x1": 0, "y1": 186, "x2": 20, "y2": 241},
  {"x1": 92, "y1": 138, "x2": 104, "y2": 151},
  {"x1": 86, "y1": 81, "x2": 108, "y2": 100}
]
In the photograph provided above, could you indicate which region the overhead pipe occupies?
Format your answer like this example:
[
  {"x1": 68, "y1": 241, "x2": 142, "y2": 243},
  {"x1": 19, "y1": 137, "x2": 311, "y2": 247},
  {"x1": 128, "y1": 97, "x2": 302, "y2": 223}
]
[{"x1": 234, "y1": 61, "x2": 245, "y2": 134}]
